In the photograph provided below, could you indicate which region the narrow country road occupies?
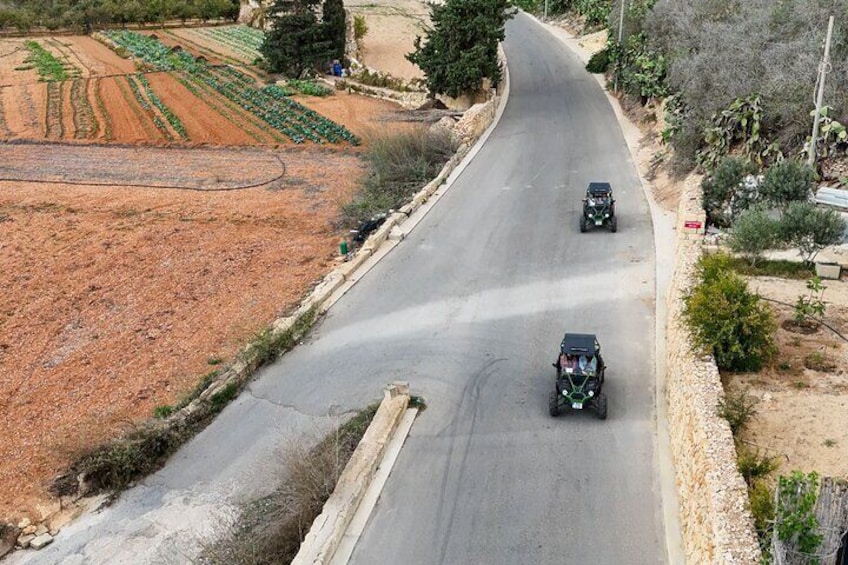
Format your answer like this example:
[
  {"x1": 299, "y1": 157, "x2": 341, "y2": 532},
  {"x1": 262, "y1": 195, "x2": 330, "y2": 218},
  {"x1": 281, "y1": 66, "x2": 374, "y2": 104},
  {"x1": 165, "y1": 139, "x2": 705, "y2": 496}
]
[{"x1": 13, "y1": 12, "x2": 665, "y2": 565}]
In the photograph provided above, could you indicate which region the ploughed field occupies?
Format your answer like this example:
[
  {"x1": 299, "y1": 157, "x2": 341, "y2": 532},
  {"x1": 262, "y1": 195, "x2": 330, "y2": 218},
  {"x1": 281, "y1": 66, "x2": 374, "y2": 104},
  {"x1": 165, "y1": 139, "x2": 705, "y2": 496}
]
[{"x1": 0, "y1": 25, "x2": 401, "y2": 523}]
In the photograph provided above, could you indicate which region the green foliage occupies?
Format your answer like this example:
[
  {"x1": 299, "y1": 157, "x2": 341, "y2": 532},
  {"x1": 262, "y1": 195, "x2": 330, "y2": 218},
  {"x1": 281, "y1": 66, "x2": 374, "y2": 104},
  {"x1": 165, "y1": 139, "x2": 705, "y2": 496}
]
[
  {"x1": 574, "y1": 0, "x2": 611, "y2": 27},
  {"x1": 749, "y1": 480, "x2": 776, "y2": 539},
  {"x1": 322, "y1": 0, "x2": 346, "y2": 61},
  {"x1": 760, "y1": 160, "x2": 815, "y2": 210},
  {"x1": 343, "y1": 128, "x2": 457, "y2": 225},
  {"x1": 728, "y1": 257, "x2": 813, "y2": 280},
  {"x1": 613, "y1": 32, "x2": 668, "y2": 102},
  {"x1": 153, "y1": 405, "x2": 174, "y2": 419},
  {"x1": 811, "y1": 106, "x2": 848, "y2": 161},
  {"x1": 717, "y1": 386, "x2": 758, "y2": 437},
  {"x1": 697, "y1": 94, "x2": 782, "y2": 171},
  {"x1": 286, "y1": 79, "x2": 333, "y2": 96},
  {"x1": 406, "y1": 0, "x2": 512, "y2": 98},
  {"x1": 23, "y1": 40, "x2": 69, "y2": 81},
  {"x1": 701, "y1": 157, "x2": 758, "y2": 228},
  {"x1": 737, "y1": 444, "x2": 780, "y2": 487},
  {"x1": 779, "y1": 201, "x2": 846, "y2": 265},
  {"x1": 262, "y1": 0, "x2": 334, "y2": 78},
  {"x1": 209, "y1": 382, "x2": 239, "y2": 413},
  {"x1": 0, "y1": 0, "x2": 238, "y2": 32},
  {"x1": 804, "y1": 351, "x2": 836, "y2": 372},
  {"x1": 510, "y1": 0, "x2": 540, "y2": 10},
  {"x1": 776, "y1": 471, "x2": 823, "y2": 558},
  {"x1": 352, "y1": 68, "x2": 415, "y2": 92},
  {"x1": 728, "y1": 207, "x2": 780, "y2": 266},
  {"x1": 586, "y1": 45, "x2": 611, "y2": 74},
  {"x1": 794, "y1": 276, "x2": 826, "y2": 324},
  {"x1": 684, "y1": 253, "x2": 777, "y2": 372},
  {"x1": 353, "y1": 14, "x2": 368, "y2": 41}
]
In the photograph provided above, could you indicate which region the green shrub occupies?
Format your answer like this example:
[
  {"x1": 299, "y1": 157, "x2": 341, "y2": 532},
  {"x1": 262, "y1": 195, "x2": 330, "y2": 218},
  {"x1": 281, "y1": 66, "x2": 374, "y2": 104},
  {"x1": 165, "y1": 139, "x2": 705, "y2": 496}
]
[
  {"x1": 353, "y1": 14, "x2": 368, "y2": 41},
  {"x1": 776, "y1": 471, "x2": 823, "y2": 556},
  {"x1": 749, "y1": 480, "x2": 775, "y2": 537},
  {"x1": 737, "y1": 444, "x2": 779, "y2": 486},
  {"x1": 684, "y1": 254, "x2": 777, "y2": 371},
  {"x1": 717, "y1": 386, "x2": 758, "y2": 437},
  {"x1": 287, "y1": 79, "x2": 333, "y2": 97},
  {"x1": 342, "y1": 128, "x2": 457, "y2": 226},
  {"x1": 153, "y1": 405, "x2": 174, "y2": 419},
  {"x1": 701, "y1": 157, "x2": 758, "y2": 228},
  {"x1": 779, "y1": 201, "x2": 846, "y2": 265},
  {"x1": 760, "y1": 160, "x2": 815, "y2": 210},
  {"x1": 728, "y1": 207, "x2": 780, "y2": 265},
  {"x1": 586, "y1": 46, "x2": 611, "y2": 74}
]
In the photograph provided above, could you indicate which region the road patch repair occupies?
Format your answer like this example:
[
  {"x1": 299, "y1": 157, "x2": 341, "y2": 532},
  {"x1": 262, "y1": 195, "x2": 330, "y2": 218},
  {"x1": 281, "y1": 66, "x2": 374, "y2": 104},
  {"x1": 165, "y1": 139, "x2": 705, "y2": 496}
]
[{"x1": 291, "y1": 382, "x2": 417, "y2": 565}]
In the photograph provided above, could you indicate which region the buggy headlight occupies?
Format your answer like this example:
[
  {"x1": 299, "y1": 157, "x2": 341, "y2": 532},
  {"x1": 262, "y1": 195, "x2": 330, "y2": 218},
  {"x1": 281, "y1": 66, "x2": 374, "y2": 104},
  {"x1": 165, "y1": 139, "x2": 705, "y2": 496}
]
[
  {"x1": 604, "y1": 213, "x2": 609, "y2": 218},
  {"x1": 563, "y1": 390, "x2": 569, "y2": 397},
  {"x1": 588, "y1": 390, "x2": 595, "y2": 397}
]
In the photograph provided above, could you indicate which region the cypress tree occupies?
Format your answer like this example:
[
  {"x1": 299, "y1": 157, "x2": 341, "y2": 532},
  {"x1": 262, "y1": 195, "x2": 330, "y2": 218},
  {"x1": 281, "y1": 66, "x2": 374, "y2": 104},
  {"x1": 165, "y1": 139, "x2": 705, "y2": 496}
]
[
  {"x1": 261, "y1": 0, "x2": 333, "y2": 77},
  {"x1": 322, "y1": 0, "x2": 346, "y2": 62},
  {"x1": 407, "y1": 0, "x2": 512, "y2": 98}
]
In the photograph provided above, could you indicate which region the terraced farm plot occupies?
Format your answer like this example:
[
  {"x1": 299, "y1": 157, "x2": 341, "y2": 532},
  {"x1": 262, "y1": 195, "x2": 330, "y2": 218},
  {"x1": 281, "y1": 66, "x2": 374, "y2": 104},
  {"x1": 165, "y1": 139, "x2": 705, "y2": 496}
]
[{"x1": 168, "y1": 24, "x2": 265, "y2": 65}]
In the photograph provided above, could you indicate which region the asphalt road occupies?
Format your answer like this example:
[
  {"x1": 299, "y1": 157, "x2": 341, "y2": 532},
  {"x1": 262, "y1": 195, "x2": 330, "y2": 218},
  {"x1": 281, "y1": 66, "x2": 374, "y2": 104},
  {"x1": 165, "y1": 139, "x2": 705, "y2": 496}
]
[{"x1": 13, "y1": 12, "x2": 665, "y2": 565}]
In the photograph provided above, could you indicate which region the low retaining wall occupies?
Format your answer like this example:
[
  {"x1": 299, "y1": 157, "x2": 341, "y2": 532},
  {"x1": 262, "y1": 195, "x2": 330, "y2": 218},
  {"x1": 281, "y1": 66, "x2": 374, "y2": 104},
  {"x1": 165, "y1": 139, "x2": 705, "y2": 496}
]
[
  {"x1": 666, "y1": 176, "x2": 761, "y2": 564},
  {"x1": 291, "y1": 382, "x2": 410, "y2": 565}
]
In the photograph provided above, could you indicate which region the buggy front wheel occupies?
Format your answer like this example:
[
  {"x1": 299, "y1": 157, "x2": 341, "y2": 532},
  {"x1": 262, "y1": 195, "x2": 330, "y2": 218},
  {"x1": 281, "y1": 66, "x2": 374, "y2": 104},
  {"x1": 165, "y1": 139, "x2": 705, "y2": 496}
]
[
  {"x1": 609, "y1": 217, "x2": 618, "y2": 233},
  {"x1": 594, "y1": 393, "x2": 608, "y2": 420},
  {"x1": 579, "y1": 217, "x2": 587, "y2": 233},
  {"x1": 549, "y1": 392, "x2": 561, "y2": 417}
]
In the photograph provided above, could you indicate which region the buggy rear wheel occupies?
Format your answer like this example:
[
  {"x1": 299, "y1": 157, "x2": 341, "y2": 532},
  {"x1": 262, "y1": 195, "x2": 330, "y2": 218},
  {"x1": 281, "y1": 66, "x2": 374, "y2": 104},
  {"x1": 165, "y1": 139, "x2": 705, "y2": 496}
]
[
  {"x1": 594, "y1": 393, "x2": 608, "y2": 420},
  {"x1": 549, "y1": 392, "x2": 561, "y2": 417},
  {"x1": 609, "y1": 217, "x2": 618, "y2": 233}
]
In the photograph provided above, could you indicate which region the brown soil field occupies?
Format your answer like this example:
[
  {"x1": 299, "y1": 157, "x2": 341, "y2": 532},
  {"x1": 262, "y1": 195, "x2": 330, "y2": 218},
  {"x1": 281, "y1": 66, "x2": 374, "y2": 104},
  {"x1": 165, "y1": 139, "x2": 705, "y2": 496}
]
[
  {"x1": 0, "y1": 144, "x2": 369, "y2": 522},
  {"x1": 0, "y1": 21, "x2": 416, "y2": 528}
]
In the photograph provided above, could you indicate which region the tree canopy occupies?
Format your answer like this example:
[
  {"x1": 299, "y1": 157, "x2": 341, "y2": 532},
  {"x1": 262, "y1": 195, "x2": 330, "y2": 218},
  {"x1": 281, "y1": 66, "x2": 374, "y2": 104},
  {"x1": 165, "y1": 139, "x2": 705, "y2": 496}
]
[
  {"x1": 261, "y1": 0, "x2": 343, "y2": 77},
  {"x1": 407, "y1": 0, "x2": 513, "y2": 98}
]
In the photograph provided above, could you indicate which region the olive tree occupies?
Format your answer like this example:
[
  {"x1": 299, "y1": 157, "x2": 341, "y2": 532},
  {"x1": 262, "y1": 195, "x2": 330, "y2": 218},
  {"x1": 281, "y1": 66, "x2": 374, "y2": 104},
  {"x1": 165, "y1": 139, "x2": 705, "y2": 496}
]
[{"x1": 779, "y1": 201, "x2": 846, "y2": 264}]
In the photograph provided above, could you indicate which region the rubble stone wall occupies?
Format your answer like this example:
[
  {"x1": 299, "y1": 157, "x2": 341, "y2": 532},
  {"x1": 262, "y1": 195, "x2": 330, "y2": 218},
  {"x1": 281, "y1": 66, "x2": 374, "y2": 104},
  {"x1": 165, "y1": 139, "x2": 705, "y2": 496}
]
[{"x1": 665, "y1": 176, "x2": 761, "y2": 564}]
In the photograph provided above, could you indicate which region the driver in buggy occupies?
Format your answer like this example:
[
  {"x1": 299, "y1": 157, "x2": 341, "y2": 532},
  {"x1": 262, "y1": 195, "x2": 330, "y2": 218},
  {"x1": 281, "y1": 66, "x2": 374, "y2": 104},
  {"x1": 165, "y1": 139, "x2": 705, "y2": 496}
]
[{"x1": 586, "y1": 193, "x2": 607, "y2": 207}]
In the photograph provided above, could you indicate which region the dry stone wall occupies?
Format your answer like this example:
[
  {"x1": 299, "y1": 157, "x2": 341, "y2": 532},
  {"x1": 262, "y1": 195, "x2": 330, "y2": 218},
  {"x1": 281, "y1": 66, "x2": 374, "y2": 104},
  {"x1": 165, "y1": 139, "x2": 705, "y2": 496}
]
[{"x1": 666, "y1": 176, "x2": 761, "y2": 564}]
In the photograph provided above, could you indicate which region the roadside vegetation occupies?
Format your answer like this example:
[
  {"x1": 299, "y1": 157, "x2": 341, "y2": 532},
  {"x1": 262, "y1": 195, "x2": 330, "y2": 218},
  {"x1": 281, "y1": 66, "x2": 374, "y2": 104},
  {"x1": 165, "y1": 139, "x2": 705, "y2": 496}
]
[
  {"x1": 199, "y1": 404, "x2": 379, "y2": 564},
  {"x1": 342, "y1": 128, "x2": 457, "y2": 226},
  {"x1": 0, "y1": 0, "x2": 238, "y2": 32},
  {"x1": 50, "y1": 306, "x2": 319, "y2": 499}
]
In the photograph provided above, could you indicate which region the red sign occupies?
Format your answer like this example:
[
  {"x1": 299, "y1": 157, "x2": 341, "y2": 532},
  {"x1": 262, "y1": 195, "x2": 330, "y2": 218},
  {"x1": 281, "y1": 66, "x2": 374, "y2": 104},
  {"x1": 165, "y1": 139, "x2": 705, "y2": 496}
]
[{"x1": 684, "y1": 220, "x2": 703, "y2": 229}]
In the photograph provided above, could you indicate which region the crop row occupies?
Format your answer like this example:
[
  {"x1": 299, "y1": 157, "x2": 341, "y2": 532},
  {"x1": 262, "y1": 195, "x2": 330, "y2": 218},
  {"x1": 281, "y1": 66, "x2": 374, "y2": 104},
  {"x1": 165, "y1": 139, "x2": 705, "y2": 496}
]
[
  {"x1": 136, "y1": 73, "x2": 188, "y2": 140},
  {"x1": 194, "y1": 25, "x2": 264, "y2": 62},
  {"x1": 22, "y1": 40, "x2": 68, "y2": 81},
  {"x1": 104, "y1": 30, "x2": 358, "y2": 145}
]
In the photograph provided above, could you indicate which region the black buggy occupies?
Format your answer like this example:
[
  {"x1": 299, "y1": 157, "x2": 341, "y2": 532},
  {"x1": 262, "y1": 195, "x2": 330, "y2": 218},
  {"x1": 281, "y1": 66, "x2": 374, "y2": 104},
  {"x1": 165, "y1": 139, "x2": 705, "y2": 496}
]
[
  {"x1": 550, "y1": 333, "x2": 608, "y2": 419},
  {"x1": 579, "y1": 182, "x2": 617, "y2": 233}
]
